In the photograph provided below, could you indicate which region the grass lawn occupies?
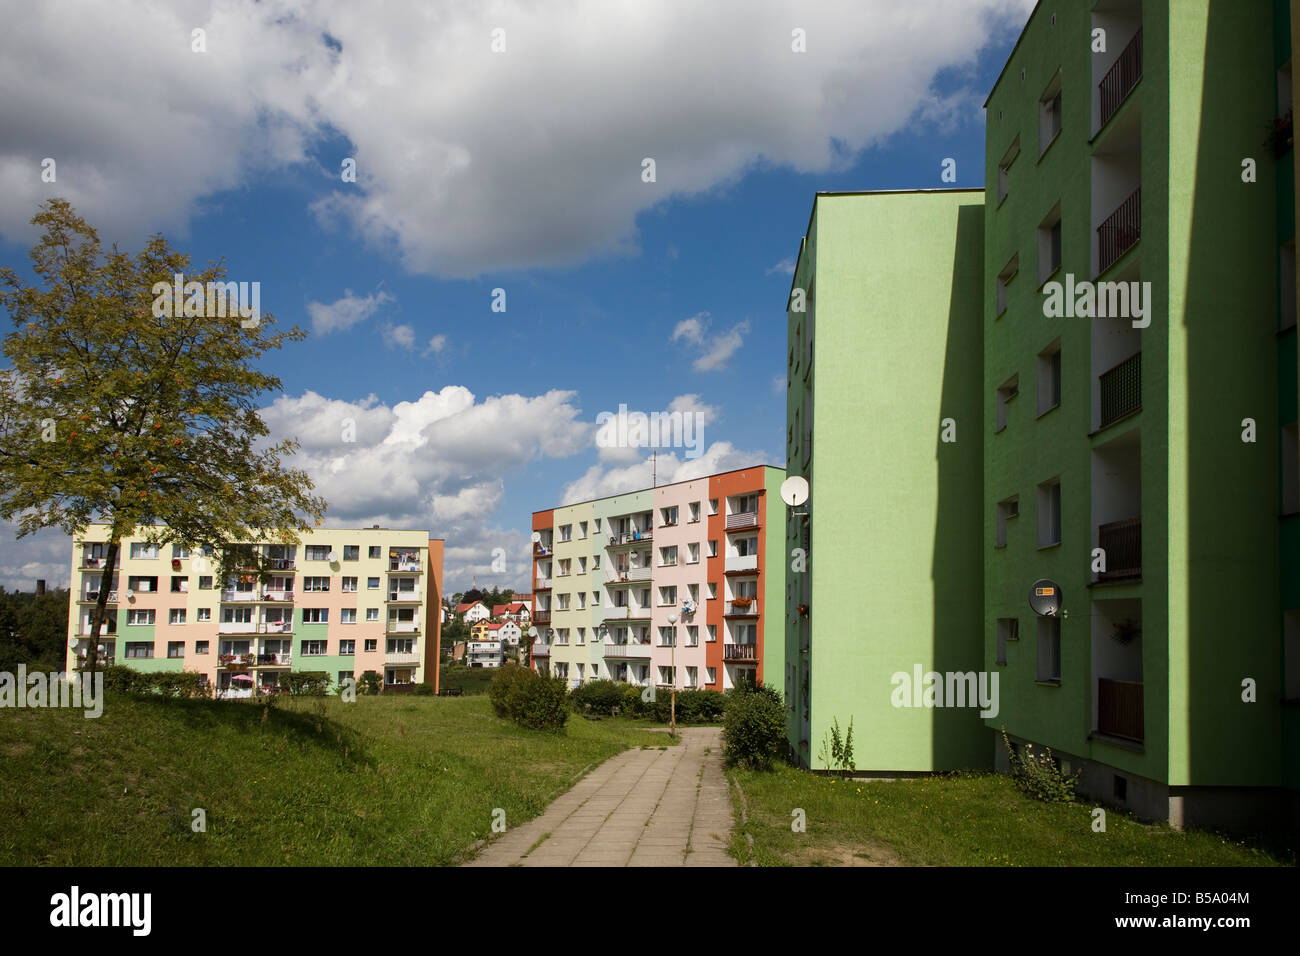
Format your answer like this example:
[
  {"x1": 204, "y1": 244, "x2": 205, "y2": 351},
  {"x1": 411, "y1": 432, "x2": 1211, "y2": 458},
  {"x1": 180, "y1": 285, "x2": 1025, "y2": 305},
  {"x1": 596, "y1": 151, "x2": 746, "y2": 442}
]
[
  {"x1": 0, "y1": 693, "x2": 671, "y2": 866},
  {"x1": 728, "y1": 766, "x2": 1294, "y2": 866}
]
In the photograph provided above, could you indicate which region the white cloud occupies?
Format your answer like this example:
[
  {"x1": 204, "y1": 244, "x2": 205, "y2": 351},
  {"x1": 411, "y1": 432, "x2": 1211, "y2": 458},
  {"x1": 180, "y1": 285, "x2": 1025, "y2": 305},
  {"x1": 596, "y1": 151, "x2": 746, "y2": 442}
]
[
  {"x1": 424, "y1": 334, "x2": 447, "y2": 356},
  {"x1": 307, "y1": 289, "x2": 394, "y2": 334},
  {"x1": 562, "y1": 441, "x2": 774, "y2": 505},
  {"x1": 594, "y1": 393, "x2": 719, "y2": 464},
  {"x1": 382, "y1": 322, "x2": 416, "y2": 349},
  {"x1": 771, "y1": 374, "x2": 785, "y2": 395},
  {"x1": 0, "y1": 0, "x2": 1035, "y2": 277},
  {"x1": 0, "y1": 522, "x2": 75, "y2": 592},
  {"x1": 766, "y1": 256, "x2": 796, "y2": 276},
  {"x1": 671, "y1": 313, "x2": 750, "y2": 371}
]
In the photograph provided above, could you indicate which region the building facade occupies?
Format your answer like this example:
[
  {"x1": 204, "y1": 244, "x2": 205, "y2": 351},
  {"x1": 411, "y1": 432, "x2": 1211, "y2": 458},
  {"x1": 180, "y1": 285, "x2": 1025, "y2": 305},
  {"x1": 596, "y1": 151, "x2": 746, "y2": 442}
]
[
  {"x1": 787, "y1": 0, "x2": 1299, "y2": 831},
  {"x1": 530, "y1": 466, "x2": 785, "y2": 694},
  {"x1": 68, "y1": 526, "x2": 444, "y2": 696}
]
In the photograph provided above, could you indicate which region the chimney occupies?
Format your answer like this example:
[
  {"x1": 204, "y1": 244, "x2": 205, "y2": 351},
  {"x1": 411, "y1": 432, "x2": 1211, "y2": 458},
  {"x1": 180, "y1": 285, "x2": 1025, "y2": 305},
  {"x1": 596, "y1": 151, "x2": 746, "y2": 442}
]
[{"x1": 36, "y1": 580, "x2": 46, "y2": 595}]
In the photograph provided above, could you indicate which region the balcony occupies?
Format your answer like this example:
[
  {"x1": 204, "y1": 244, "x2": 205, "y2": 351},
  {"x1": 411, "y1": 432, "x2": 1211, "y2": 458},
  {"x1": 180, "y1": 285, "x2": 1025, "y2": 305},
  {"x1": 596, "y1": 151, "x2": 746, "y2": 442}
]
[
  {"x1": 1099, "y1": 352, "x2": 1141, "y2": 428},
  {"x1": 533, "y1": 542, "x2": 552, "y2": 557},
  {"x1": 725, "y1": 511, "x2": 758, "y2": 531},
  {"x1": 531, "y1": 609, "x2": 551, "y2": 625},
  {"x1": 723, "y1": 643, "x2": 758, "y2": 662},
  {"x1": 1097, "y1": 187, "x2": 1141, "y2": 273},
  {"x1": 1097, "y1": 678, "x2": 1144, "y2": 742},
  {"x1": 1097, "y1": 517, "x2": 1141, "y2": 581},
  {"x1": 219, "y1": 589, "x2": 259, "y2": 603},
  {"x1": 386, "y1": 622, "x2": 420, "y2": 634},
  {"x1": 604, "y1": 608, "x2": 651, "y2": 624},
  {"x1": 388, "y1": 562, "x2": 421, "y2": 574},
  {"x1": 80, "y1": 590, "x2": 119, "y2": 604},
  {"x1": 260, "y1": 588, "x2": 295, "y2": 602},
  {"x1": 531, "y1": 642, "x2": 550, "y2": 657},
  {"x1": 387, "y1": 591, "x2": 420, "y2": 603},
  {"x1": 218, "y1": 654, "x2": 257, "y2": 668},
  {"x1": 724, "y1": 599, "x2": 758, "y2": 618},
  {"x1": 725, "y1": 554, "x2": 758, "y2": 575},
  {"x1": 255, "y1": 621, "x2": 293, "y2": 634},
  {"x1": 1098, "y1": 28, "x2": 1142, "y2": 129},
  {"x1": 267, "y1": 558, "x2": 296, "y2": 571},
  {"x1": 73, "y1": 656, "x2": 116, "y2": 669},
  {"x1": 385, "y1": 651, "x2": 421, "y2": 666},
  {"x1": 535, "y1": 577, "x2": 552, "y2": 591},
  {"x1": 603, "y1": 642, "x2": 652, "y2": 659},
  {"x1": 607, "y1": 530, "x2": 652, "y2": 548},
  {"x1": 256, "y1": 653, "x2": 292, "y2": 666},
  {"x1": 218, "y1": 622, "x2": 256, "y2": 634}
]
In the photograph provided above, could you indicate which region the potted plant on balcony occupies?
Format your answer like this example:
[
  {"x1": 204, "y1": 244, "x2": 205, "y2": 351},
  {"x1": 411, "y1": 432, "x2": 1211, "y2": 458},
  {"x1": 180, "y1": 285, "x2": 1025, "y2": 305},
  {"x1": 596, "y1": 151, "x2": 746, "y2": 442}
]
[
  {"x1": 219, "y1": 653, "x2": 235, "y2": 665},
  {"x1": 1111, "y1": 618, "x2": 1141, "y2": 645},
  {"x1": 731, "y1": 596, "x2": 753, "y2": 609},
  {"x1": 797, "y1": 603, "x2": 809, "y2": 618}
]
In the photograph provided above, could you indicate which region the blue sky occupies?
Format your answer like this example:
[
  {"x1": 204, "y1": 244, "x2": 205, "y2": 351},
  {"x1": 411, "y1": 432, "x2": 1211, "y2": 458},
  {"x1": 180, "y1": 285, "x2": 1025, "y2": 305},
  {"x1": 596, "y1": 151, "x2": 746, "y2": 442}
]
[{"x1": 0, "y1": 0, "x2": 1034, "y2": 593}]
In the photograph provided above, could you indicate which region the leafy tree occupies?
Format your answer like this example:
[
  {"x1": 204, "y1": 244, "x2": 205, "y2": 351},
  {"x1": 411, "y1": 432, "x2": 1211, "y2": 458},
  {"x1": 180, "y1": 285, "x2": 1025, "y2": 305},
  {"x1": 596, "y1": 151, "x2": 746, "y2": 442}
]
[{"x1": 0, "y1": 199, "x2": 327, "y2": 675}]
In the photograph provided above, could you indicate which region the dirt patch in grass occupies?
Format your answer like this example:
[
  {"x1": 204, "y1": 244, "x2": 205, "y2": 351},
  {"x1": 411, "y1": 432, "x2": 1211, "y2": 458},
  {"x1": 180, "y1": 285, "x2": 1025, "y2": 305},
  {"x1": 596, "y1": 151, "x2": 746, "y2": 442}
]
[{"x1": 790, "y1": 839, "x2": 901, "y2": 867}]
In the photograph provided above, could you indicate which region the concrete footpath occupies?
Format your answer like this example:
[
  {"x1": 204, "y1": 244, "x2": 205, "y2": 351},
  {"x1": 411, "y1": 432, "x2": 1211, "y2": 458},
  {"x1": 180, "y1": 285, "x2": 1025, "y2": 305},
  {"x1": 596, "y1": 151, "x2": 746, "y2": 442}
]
[{"x1": 466, "y1": 726, "x2": 737, "y2": 867}]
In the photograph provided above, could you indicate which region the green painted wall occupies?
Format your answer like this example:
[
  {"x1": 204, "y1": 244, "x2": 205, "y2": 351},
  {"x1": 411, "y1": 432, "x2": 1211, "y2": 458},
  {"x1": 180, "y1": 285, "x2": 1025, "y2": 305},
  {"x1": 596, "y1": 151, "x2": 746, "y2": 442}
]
[
  {"x1": 789, "y1": 189, "x2": 987, "y2": 772},
  {"x1": 761, "y1": 465, "x2": 787, "y2": 696}
]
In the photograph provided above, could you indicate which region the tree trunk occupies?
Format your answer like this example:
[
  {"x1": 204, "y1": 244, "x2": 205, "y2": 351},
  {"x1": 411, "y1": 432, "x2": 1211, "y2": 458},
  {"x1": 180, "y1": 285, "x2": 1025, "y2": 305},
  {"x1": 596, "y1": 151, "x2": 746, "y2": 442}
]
[{"x1": 84, "y1": 537, "x2": 120, "y2": 677}]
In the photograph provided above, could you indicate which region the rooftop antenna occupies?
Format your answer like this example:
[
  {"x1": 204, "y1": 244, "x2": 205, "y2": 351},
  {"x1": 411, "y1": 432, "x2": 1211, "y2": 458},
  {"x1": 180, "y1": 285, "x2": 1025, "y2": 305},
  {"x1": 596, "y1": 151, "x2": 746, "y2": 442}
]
[{"x1": 651, "y1": 449, "x2": 657, "y2": 488}]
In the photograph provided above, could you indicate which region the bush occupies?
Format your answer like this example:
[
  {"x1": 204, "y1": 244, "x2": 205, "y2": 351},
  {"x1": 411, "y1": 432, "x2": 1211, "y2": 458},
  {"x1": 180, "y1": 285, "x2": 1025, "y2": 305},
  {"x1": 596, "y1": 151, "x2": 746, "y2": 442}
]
[
  {"x1": 358, "y1": 670, "x2": 382, "y2": 696},
  {"x1": 281, "y1": 671, "x2": 331, "y2": 697},
  {"x1": 100, "y1": 666, "x2": 210, "y2": 698},
  {"x1": 1002, "y1": 727, "x2": 1078, "y2": 802},
  {"x1": 675, "y1": 688, "x2": 725, "y2": 723},
  {"x1": 101, "y1": 665, "x2": 151, "y2": 695},
  {"x1": 722, "y1": 681, "x2": 787, "y2": 771},
  {"x1": 412, "y1": 682, "x2": 435, "y2": 696},
  {"x1": 489, "y1": 664, "x2": 570, "y2": 732},
  {"x1": 571, "y1": 679, "x2": 624, "y2": 716}
]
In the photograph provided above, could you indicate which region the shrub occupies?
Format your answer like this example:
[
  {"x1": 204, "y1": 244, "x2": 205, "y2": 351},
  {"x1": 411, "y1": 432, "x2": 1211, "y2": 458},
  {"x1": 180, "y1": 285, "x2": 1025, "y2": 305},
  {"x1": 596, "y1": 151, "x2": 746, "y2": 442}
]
[
  {"x1": 675, "y1": 688, "x2": 725, "y2": 723},
  {"x1": 281, "y1": 671, "x2": 331, "y2": 697},
  {"x1": 1002, "y1": 727, "x2": 1078, "y2": 803},
  {"x1": 101, "y1": 665, "x2": 151, "y2": 695},
  {"x1": 489, "y1": 664, "x2": 569, "y2": 732},
  {"x1": 488, "y1": 663, "x2": 533, "y2": 718},
  {"x1": 722, "y1": 681, "x2": 787, "y2": 770},
  {"x1": 358, "y1": 670, "x2": 382, "y2": 696},
  {"x1": 571, "y1": 679, "x2": 624, "y2": 716},
  {"x1": 151, "y1": 671, "x2": 210, "y2": 699},
  {"x1": 412, "y1": 682, "x2": 435, "y2": 696},
  {"x1": 620, "y1": 683, "x2": 646, "y2": 718}
]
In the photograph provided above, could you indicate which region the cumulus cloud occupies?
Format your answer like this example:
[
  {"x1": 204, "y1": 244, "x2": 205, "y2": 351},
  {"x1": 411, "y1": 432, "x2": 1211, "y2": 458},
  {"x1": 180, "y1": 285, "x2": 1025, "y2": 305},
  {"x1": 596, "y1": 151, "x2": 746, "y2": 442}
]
[
  {"x1": 0, "y1": 0, "x2": 1035, "y2": 276},
  {"x1": 0, "y1": 522, "x2": 75, "y2": 592},
  {"x1": 766, "y1": 256, "x2": 796, "y2": 276},
  {"x1": 307, "y1": 289, "x2": 394, "y2": 334},
  {"x1": 382, "y1": 322, "x2": 416, "y2": 349},
  {"x1": 562, "y1": 440, "x2": 774, "y2": 505},
  {"x1": 671, "y1": 313, "x2": 750, "y2": 371},
  {"x1": 424, "y1": 334, "x2": 447, "y2": 356},
  {"x1": 594, "y1": 393, "x2": 719, "y2": 464}
]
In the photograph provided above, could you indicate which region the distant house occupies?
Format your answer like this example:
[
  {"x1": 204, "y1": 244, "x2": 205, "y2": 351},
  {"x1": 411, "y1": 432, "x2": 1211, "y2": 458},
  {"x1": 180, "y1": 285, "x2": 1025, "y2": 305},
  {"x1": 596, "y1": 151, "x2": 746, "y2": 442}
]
[
  {"x1": 489, "y1": 619, "x2": 522, "y2": 648},
  {"x1": 467, "y1": 624, "x2": 504, "y2": 668},
  {"x1": 493, "y1": 602, "x2": 531, "y2": 623},
  {"x1": 457, "y1": 601, "x2": 490, "y2": 624}
]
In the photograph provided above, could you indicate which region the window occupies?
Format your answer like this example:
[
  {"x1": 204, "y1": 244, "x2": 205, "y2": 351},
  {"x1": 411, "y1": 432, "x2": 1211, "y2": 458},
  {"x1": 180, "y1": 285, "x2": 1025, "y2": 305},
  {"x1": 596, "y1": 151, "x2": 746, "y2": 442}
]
[
  {"x1": 660, "y1": 506, "x2": 678, "y2": 526},
  {"x1": 659, "y1": 585, "x2": 677, "y2": 606},
  {"x1": 659, "y1": 665, "x2": 676, "y2": 686},
  {"x1": 304, "y1": 576, "x2": 330, "y2": 591},
  {"x1": 169, "y1": 608, "x2": 186, "y2": 625},
  {"x1": 171, "y1": 544, "x2": 190, "y2": 559},
  {"x1": 221, "y1": 607, "x2": 252, "y2": 624},
  {"x1": 339, "y1": 639, "x2": 355, "y2": 655},
  {"x1": 305, "y1": 544, "x2": 331, "y2": 561},
  {"x1": 996, "y1": 254, "x2": 1018, "y2": 316},
  {"x1": 167, "y1": 641, "x2": 184, "y2": 658},
  {"x1": 301, "y1": 640, "x2": 327, "y2": 656},
  {"x1": 997, "y1": 135, "x2": 1020, "y2": 203},
  {"x1": 196, "y1": 608, "x2": 211, "y2": 622},
  {"x1": 578, "y1": 557, "x2": 587, "y2": 575},
  {"x1": 685, "y1": 666, "x2": 698, "y2": 688},
  {"x1": 576, "y1": 627, "x2": 586, "y2": 645},
  {"x1": 735, "y1": 536, "x2": 759, "y2": 557},
  {"x1": 577, "y1": 593, "x2": 586, "y2": 610},
  {"x1": 557, "y1": 594, "x2": 570, "y2": 611},
  {"x1": 593, "y1": 518, "x2": 601, "y2": 532},
  {"x1": 708, "y1": 582, "x2": 718, "y2": 599},
  {"x1": 343, "y1": 545, "x2": 359, "y2": 561},
  {"x1": 687, "y1": 543, "x2": 700, "y2": 564},
  {"x1": 687, "y1": 625, "x2": 699, "y2": 646},
  {"x1": 592, "y1": 590, "x2": 600, "y2": 604},
  {"x1": 341, "y1": 608, "x2": 357, "y2": 624},
  {"x1": 199, "y1": 575, "x2": 213, "y2": 589},
  {"x1": 127, "y1": 609, "x2": 155, "y2": 625},
  {"x1": 689, "y1": 502, "x2": 701, "y2": 523},
  {"x1": 127, "y1": 576, "x2": 157, "y2": 593},
  {"x1": 1038, "y1": 203, "x2": 1062, "y2": 283},
  {"x1": 706, "y1": 666, "x2": 717, "y2": 685},
  {"x1": 659, "y1": 546, "x2": 677, "y2": 567},
  {"x1": 558, "y1": 559, "x2": 571, "y2": 577},
  {"x1": 125, "y1": 641, "x2": 154, "y2": 658},
  {"x1": 592, "y1": 555, "x2": 600, "y2": 570},
  {"x1": 688, "y1": 583, "x2": 699, "y2": 603},
  {"x1": 996, "y1": 496, "x2": 1020, "y2": 548},
  {"x1": 1037, "y1": 617, "x2": 1061, "y2": 682},
  {"x1": 366, "y1": 608, "x2": 379, "y2": 621},
  {"x1": 1037, "y1": 338, "x2": 1062, "y2": 413},
  {"x1": 368, "y1": 546, "x2": 381, "y2": 559},
  {"x1": 708, "y1": 498, "x2": 718, "y2": 515},
  {"x1": 196, "y1": 640, "x2": 209, "y2": 654},
  {"x1": 578, "y1": 521, "x2": 587, "y2": 539},
  {"x1": 996, "y1": 374, "x2": 1019, "y2": 431},
  {"x1": 169, "y1": 576, "x2": 188, "y2": 593},
  {"x1": 707, "y1": 625, "x2": 717, "y2": 643},
  {"x1": 303, "y1": 608, "x2": 329, "y2": 624},
  {"x1": 559, "y1": 524, "x2": 572, "y2": 542},
  {"x1": 364, "y1": 638, "x2": 377, "y2": 652},
  {"x1": 707, "y1": 540, "x2": 718, "y2": 558},
  {"x1": 129, "y1": 542, "x2": 159, "y2": 559},
  {"x1": 342, "y1": 576, "x2": 357, "y2": 592},
  {"x1": 367, "y1": 577, "x2": 380, "y2": 590},
  {"x1": 1039, "y1": 72, "x2": 1062, "y2": 154},
  {"x1": 1037, "y1": 479, "x2": 1062, "y2": 547},
  {"x1": 995, "y1": 618, "x2": 1019, "y2": 666}
]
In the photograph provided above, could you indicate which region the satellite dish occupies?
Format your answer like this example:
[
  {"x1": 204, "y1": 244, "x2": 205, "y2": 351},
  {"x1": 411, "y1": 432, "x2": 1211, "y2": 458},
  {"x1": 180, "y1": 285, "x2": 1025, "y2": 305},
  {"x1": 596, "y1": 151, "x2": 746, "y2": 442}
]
[
  {"x1": 69, "y1": 637, "x2": 79, "y2": 649},
  {"x1": 780, "y1": 476, "x2": 810, "y2": 507},
  {"x1": 527, "y1": 626, "x2": 538, "y2": 638},
  {"x1": 327, "y1": 550, "x2": 339, "y2": 563},
  {"x1": 125, "y1": 588, "x2": 134, "y2": 598},
  {"x1": 531, "y1": 531, "x2": 541, "y2": 543},
  {"x1": 1028, "y1": 579, "x2": 1063, "y2": 617}
]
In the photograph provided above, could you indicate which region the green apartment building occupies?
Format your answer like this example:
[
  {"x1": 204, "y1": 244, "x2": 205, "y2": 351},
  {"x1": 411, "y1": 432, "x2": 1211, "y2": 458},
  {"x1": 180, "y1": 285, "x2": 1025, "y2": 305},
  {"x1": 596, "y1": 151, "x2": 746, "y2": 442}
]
[{"x1": 788, "y1": 0, "x2": 1299, "y2": 832}]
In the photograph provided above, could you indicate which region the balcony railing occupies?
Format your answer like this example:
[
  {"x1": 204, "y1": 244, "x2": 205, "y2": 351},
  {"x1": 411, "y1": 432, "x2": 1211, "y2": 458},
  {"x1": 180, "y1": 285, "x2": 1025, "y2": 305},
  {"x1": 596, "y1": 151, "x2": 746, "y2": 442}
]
[
  {"x1": 532, "y1": 609, "x2": 551, "y2": 624},
  {"x1": 256, "y1": 621, "x2": 293, "y2": 634},
  {"x1": 603, "y1": 642, "x2": 652, "y2": 658},
  {"x1": 1098, "y1": 28, "x2": 1142, "y2": 129},
  {"x1": 219, "y1": 589, "x2": 259, "y2": 603},
  {"x1": 535, "y1": 577, "x2": 552, "y2": 590},
  {"x1": 385, "y1": 651, "x2": 421, "y2": 665},
  {"x1": 725, "y1": 511, "x2": 758, "y2": 531},
  {"x1": 261, "y1": 589, "x2": 295, "y2": 602},
  {"x1": 74, "y1": 656, "x2": 116, "y2": 669},
  {"x1": 386, "y1": 623, "x2": 420, "y2": 634},
  {"x1": 1098, "y1": 678, "x2": 1143, "y2": 741},
  {"x1": 724, "y1": 599, "x2": 758, "y2": 617},
  {"x1": 1097, "y1": 517, "x2": 1141, "y2": 580},
  {"x1": 388, "y1": 561, "x2": 421, "y2": 573},
  {"x1": 387, "y1": 591, "x2": 419, "y2": 602},
  {"x1": 256, "y1": 653, "x2": 292, "y2": 666},
  {"x1": 1099, "y1": 352, "x2": 1141, "y2": 428},
  {"x1": 725, "y1": 554, "x2": 758, "y2": 575},
  {"x1": 1098, "y1": 187, "x2": 1141, "y2": 273},
  {"x1": 604, "y1": 608, "x2": 651, "y2": 623},
  {"x1": 724, "y1": 643, "x2": 759, "y2": 662},
  {"x1": 81, "y1": 590, "x2": 119, "y2": 603},
  {"x1": 531, "y1": 642, "x2": 550, "y2": 657},
  {"x1": 607, "y1": 530, "x2": 652, "y2": 547}
]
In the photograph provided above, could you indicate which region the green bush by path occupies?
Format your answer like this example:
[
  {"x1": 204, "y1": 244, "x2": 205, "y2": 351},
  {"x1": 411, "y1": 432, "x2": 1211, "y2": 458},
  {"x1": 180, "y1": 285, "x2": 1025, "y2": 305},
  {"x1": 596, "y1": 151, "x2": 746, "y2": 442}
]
[
  {"x1": 488, "y1": 663, "x2": 569, "y2": 732},
  {"x1": 722, "y1": 682, "x2": 786, "y2": 770}
]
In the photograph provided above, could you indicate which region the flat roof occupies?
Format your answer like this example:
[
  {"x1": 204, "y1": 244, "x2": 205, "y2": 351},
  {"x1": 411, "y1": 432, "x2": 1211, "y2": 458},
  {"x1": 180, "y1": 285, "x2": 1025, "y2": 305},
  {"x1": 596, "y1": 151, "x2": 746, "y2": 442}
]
[
  {"x1": 984, "y1": 0, "x2": 1042, "y2": 107},
  {"x1": 533, "y1": 463, "x2": 784, "y2": 515}
]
